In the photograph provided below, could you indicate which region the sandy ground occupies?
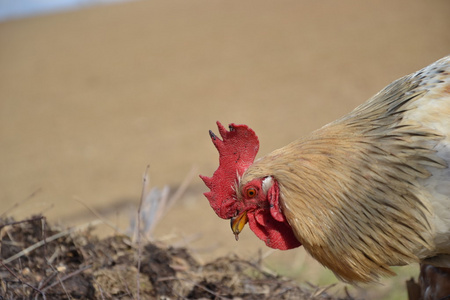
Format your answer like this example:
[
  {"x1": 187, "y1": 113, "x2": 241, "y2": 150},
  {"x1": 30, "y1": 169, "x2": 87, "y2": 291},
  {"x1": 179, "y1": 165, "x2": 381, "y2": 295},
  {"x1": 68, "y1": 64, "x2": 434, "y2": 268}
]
[{"x1": 1, "y1": 0, "x2": 449, "y2": 298}]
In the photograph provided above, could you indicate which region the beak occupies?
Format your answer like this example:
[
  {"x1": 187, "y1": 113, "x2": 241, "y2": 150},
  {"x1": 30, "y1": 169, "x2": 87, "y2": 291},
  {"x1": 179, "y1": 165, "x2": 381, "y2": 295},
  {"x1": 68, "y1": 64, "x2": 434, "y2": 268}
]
[{"x1": 230, "y1": 211, "x2": 248, "y2": 241}]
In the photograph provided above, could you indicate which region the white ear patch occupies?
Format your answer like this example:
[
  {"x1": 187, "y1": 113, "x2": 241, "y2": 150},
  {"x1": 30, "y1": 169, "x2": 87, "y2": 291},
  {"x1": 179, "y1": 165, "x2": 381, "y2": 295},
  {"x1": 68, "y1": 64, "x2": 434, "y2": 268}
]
[{"x1": 262, "y1": 176, "x2": 274, "y2": 194}]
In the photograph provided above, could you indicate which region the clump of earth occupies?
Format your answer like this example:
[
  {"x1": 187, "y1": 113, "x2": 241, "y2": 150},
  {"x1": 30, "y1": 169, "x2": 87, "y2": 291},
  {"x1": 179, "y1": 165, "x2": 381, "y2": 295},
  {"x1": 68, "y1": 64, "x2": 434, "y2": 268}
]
[{"x1": 1, "y1": 216, "x2": 355, "y2": 299}]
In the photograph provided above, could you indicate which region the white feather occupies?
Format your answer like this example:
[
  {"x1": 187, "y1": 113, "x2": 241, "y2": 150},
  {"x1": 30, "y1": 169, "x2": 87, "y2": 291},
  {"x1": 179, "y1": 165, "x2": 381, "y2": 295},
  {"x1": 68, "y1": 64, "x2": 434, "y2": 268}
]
[{"x1": 403, "y1": 56, "x2": 450, "y2": 256}]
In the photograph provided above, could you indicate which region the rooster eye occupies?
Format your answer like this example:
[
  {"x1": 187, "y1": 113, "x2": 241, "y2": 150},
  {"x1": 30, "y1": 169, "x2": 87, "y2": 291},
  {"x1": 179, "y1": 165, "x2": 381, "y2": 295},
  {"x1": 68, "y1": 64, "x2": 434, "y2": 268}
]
[{"x1": 246, "y1": 188, "x2": 257, "y2": 198}]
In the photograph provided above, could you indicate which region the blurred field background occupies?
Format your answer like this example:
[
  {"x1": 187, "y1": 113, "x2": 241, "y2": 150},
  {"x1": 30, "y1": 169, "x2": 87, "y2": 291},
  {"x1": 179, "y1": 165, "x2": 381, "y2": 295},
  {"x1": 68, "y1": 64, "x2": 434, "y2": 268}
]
[{"x1": 1, "y1": 0, "x2": 449, "y2": 299}]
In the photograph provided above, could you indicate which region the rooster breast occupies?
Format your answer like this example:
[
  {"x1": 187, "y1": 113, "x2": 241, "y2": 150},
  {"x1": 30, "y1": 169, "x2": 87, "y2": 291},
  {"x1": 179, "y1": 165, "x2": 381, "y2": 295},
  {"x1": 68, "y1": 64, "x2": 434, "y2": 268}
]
[{"x1": 408, "y1": 58, "x2": 450, "y2": 262}]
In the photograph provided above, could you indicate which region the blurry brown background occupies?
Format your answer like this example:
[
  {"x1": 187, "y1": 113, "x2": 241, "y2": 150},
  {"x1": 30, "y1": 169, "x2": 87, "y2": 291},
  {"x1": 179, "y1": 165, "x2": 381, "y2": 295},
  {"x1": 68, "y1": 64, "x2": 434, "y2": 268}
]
[{"x1": 1, "y1": 0, "x2": 449, "y2": 298}]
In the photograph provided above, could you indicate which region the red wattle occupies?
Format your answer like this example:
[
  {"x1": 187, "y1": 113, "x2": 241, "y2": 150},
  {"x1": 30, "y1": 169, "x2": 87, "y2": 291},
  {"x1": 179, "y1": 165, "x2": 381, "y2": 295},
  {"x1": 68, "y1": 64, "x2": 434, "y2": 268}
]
[{"x1": 248, "y1": 208, "x2": 302, "y2": 250}]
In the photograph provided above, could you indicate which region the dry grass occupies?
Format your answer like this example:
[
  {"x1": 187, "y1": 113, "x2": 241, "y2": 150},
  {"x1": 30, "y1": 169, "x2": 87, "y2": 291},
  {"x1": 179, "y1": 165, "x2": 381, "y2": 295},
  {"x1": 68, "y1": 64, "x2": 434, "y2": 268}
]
[{"x1": 0, "y1": 215, "x2": 357, "y2": 299}]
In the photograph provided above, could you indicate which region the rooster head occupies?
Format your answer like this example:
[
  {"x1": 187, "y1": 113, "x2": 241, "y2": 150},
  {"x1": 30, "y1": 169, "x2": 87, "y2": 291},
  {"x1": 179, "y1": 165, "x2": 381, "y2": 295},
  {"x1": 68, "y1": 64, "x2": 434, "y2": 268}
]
[{"x1": 200, "y1": 122, "x2": 301, "y2": 250}]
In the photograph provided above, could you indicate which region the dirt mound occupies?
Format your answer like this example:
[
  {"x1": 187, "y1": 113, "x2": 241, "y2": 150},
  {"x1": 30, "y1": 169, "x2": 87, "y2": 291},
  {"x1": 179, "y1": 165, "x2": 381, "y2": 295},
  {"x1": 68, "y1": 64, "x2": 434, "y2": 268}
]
[{"x1": 0, "y1": 216, "x2": 354, "y2": 299}]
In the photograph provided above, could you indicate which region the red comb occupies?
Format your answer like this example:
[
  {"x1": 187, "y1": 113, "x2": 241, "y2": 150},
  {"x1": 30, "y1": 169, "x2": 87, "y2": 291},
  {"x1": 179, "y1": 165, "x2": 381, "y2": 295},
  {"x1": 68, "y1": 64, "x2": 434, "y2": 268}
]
[{"x1": 200, "y1": 121, "x2": 259, "y2": 219}]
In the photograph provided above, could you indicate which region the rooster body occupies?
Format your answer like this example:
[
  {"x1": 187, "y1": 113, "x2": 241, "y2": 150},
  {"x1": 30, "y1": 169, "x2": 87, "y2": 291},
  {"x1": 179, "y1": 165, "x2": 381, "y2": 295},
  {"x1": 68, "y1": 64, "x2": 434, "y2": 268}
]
[{"x1": 201, "y1": 56, "x2": 450, "y2": 283}]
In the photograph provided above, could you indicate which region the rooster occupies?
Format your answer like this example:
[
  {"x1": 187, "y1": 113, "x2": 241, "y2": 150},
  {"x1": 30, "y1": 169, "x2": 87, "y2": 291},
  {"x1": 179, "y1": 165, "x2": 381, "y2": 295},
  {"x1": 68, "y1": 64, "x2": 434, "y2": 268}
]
[{"x1": 200, "y1": 56, "x2": 450, "y2": 285}]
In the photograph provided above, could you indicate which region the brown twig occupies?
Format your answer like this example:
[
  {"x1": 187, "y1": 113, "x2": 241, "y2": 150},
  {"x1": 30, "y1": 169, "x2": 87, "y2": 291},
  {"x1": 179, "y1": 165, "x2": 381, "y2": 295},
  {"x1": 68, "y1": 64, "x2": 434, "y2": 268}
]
[
  {"x1": 144, "y1": 166, "x2": 198, "y2": 239},
  {"x1": 115, "y1": 267, "x2": 134, "y2": 298},
  {"x1": 40, "y1": 265, "x2": 92, "y2": 293},
  {"x1": 158, "y1": 166, "x2": 198, "y2": 229},
  {"x1": 2, "y1": 220, "x2": 101, "y2": 265},
  {"x1": 0, "y1": 260, "x2": 46, "y2": 299},
  {"x1": 136, "y1": 165, "x2": 150, "y2": 300},
  {"x1": 0, "y1": 188, "x2": 42, "y2": 218},
  {"x1": 37, "y1": 271, "x2": 57, "y2": 290},
  {"x1": 44, "y1": 261, "x2": 71, "y2": 299},
  {"x1": 311, "y1": 283, "x2": 337, "y2": 298},
  {"x1": 73, "y1": 197, "x2": 127, "y2": 236},
  {"x1": 94, "y1": 279, "x2": 107, "y2": 300},
  {"x1": 37, "y1": 218, "x2": 67, "y2": 297},
  {"x1": 158, "y1": 276, "x2": 231, "y2": 300},
  {"x1": 0, "y1": 215, "x2": 44, "y2": 231}
]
